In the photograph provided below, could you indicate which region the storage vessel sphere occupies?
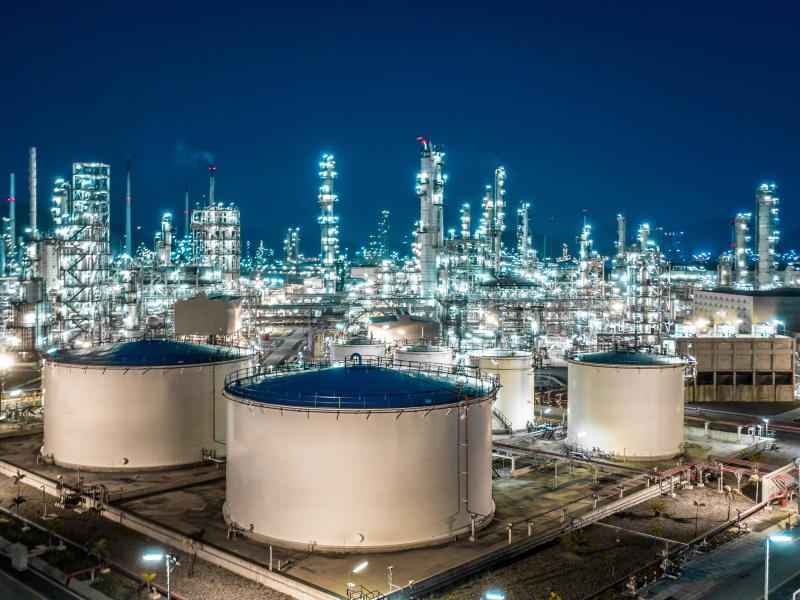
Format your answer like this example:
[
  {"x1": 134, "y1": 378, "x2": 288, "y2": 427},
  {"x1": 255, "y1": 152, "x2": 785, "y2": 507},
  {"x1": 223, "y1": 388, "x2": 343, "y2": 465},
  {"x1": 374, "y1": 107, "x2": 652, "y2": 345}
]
[
  {"x1": 224, "y1": 362, "x2": 497, "y2": 551},
  {"x1": 43, "y1": 340, "x2": 251, "y2": 470},
  {"x1": 566, "y1": 351, "x2": 686, "y2": 460}
]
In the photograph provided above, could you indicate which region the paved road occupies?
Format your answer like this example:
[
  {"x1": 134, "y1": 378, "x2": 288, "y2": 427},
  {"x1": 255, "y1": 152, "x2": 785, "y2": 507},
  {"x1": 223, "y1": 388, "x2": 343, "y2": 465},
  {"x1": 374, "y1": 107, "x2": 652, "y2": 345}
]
[{"x1": 645, "y1": 521, "x2": 800, "y2": 599}]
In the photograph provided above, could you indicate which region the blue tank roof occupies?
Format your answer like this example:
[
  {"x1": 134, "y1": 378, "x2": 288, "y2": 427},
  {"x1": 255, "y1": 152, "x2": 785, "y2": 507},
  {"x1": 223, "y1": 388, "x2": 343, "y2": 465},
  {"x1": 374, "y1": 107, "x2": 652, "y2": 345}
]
[
  {"x1": 48, "y1": 340, "x2": 245, "y2": 367},
  {"x1": 570, "y1": 351, "x2": 683, "y2": 367},
  {"x1": 226, "y1": 365, "x2": 490, "y2": 409}
]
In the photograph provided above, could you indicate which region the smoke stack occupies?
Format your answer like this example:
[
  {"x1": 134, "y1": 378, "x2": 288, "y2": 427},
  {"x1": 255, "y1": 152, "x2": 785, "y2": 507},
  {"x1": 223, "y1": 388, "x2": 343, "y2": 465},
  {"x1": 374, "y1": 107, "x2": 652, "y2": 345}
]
[
  {"x1": 184, "y1": 184, "x2": 190, "y2": 238},
  {"x1": 208, "y1": 165, "x2": 216, "y2": 207},
  {"x1": 28, "y1": 147, "x2": 37, "y2": 235},
  {"x1": 125, "y1": 159, "x2": 132, "y2": 256},
  {"x1": 8, "y1": 173, "x2": 16, "y2": 267}
]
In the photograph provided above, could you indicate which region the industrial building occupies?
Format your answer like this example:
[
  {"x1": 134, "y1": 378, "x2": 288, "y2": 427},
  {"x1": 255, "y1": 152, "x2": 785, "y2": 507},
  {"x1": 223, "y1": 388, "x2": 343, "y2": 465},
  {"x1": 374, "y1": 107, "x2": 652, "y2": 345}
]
[
  {"x1": 693, "y1": 288, "x2": 800, "y2": 333},
  {"x1": 676, "y1": 335, "x2": 796, "y2": 402}
]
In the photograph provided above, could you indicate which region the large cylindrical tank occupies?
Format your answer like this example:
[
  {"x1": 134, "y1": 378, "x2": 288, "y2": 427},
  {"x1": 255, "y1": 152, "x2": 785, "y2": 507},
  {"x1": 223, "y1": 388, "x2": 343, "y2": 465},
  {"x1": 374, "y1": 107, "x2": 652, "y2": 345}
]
[
  {"x1": 470, "y1": 349, "x2": 534, "y2": 431},
  {"x1": 566, "y1": 352, "x2": 686, "y2": 460},
  {"x1": 43, "y1": 341, "x2": 251, "y2": 470},
  {"x1": 224, "y1": 363, "x2": 497, "y2": 552},
  {"x1": 331, "y1": 338, "x2": 385, "y2": 362},
  {"x1": 393, "y1": 344, "x2": 453, "y2": 368}
]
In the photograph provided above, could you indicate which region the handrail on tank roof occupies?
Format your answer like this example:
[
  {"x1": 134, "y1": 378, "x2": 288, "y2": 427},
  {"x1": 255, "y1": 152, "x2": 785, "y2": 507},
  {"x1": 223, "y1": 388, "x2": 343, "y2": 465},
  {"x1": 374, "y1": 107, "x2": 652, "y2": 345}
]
[{"x1": 223, "y1": 356, "x2": 500, "y2": 410}]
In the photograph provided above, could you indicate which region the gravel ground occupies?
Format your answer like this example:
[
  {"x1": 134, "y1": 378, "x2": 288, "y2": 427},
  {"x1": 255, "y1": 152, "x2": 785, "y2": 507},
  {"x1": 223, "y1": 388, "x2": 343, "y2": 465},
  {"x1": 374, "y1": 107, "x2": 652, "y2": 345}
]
[
  {"x1": 432, "y1": 487, "x2": 786, "y2": 600},
  {"x1": 0, "y1": 474, "x2": 293, "y2": 600}
]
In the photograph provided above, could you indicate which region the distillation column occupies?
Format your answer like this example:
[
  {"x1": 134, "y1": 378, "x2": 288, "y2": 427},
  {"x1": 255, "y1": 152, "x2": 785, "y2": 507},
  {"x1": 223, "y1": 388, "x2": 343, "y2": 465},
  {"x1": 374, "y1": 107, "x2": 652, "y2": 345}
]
[
  {"x1": 639, "y1": 223, "x2": 650, "y2": 253},
  {"x1": 125, "y1": 160, "x2": 133, "y2": 257},
  {"x1": 28, "y1": 147, "x2": 37, "y2": 236},
  {"x1": 734, "y1": 212, "x2": 751, "y2": 287},
  {"x1": 492, "y1": 167, "x2": 506, "y2": 272},
  {"x1": 7, "y1": 173, "x2": 16, "y2": 274},
  {"x1": 578, "y1": 223, "x2": 592, "y2": 287},
  {"x1": 317, "y1": 154, "x2": 340, "y2": 293},
  {"x1": 460, "y1": 203, "x2": 471, "y2": 239},
  {"x1": 616, "y1": 213, "x2": 626, "y2": 260},
  {"x1": 755, "y1": 184, "x2": 779, "y2": 289},
  {"x1": 416, "y1": 139, "x2": 445, "y2": 298},
  {"x1": 157, "y1": 213, "x2": 173, "y2": 267},
  {"x1": 517, "y1": 202, "x2": 530, "y2": 267}
]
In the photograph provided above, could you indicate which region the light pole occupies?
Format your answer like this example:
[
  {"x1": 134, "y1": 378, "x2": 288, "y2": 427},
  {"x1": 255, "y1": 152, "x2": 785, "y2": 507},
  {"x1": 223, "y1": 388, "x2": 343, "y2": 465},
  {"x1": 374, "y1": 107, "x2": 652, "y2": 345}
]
[
  {"x1": 765, "y1": 534, "x2": 792, "y2": 600},
  {"x1": 347, "y1": 560, "x2": 368, "y2": 595},
  {"x1": 143, "y1": 551, "x2": 180, "y2": 599},
  {"x1": 763, "y1": 418, "x2": 770, "y2": 439}
]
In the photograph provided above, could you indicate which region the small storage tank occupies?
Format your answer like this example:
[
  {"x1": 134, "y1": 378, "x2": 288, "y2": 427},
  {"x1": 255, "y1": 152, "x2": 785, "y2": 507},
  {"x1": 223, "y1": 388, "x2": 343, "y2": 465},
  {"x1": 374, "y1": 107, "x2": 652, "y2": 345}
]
[
  {"x1": 566, "y1": 352, "x2": 686, "y2": 460},
  {"x1": 224, "y1": 363, "x2": 497, "y2": 552},
  {"x1": 43, "y1": 340, "x2": 251, "y2": 470},
  {"x1": 470, "y1": 349, "x2": 534, "y2": 431},
  {"x1": 393, "y1": 344, "x2": 453, "y2": 368},
  {"x1": 331, "y1": 338, "x2": 385, "y2": 362}
]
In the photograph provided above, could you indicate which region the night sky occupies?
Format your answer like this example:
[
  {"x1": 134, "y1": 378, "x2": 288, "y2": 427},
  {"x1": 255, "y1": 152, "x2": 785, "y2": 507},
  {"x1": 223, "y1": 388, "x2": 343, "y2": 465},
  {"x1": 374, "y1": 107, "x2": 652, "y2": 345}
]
[{"x1": 2, "y1": 1, "x2": 799, "y2": 259}]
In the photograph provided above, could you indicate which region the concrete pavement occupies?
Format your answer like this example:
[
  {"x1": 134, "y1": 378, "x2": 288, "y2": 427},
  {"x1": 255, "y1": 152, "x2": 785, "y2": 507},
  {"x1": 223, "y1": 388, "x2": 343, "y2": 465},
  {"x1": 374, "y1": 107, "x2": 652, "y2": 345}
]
[{"x1": 645, "y1": 519, "x2": 800, "y2": 600}]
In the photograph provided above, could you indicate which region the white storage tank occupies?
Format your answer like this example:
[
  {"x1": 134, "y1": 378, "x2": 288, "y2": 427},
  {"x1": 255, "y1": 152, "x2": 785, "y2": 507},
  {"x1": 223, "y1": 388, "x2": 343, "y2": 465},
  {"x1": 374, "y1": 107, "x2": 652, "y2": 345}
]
[
  {"x1": 470, "y1": 349, "x2": 534, "y2": 431},
  {"x1": 566, "y1": 351, "x2": 686, "y2": 460},
  {"x1": 43, "y1": 340, "x2": 251, "y2": 470},
  {"x1": 331, "y1": 338, "x2": 385, "y2": 362},
  {"x1": 393, "y1": 344, "x2": 453, "y2": 368},
  {"x1": 224, "y1": 363, "x2": 497, "y2": 552}
]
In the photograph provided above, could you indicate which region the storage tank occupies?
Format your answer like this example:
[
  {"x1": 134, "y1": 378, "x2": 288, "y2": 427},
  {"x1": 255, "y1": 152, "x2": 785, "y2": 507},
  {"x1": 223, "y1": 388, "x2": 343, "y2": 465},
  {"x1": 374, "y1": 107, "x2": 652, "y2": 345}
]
[
  {"x1": 566, "y1": 352, "x2": 686, "y2": 460},
  {"x1": 393, "y1": 344, "x2": 453, "y2": 368},
  {"x1": 43, "y1": 340, "x2": 251, "y2": 470},
  {"x1": 331, "y1": 337, "x2": 385, "y2": 362},
  {"x1": 224, "y1": 362, "x2": 497, "y2": 552},
  {"x1": 470, "y1": 349, "x2": 534, "y2": 431}
]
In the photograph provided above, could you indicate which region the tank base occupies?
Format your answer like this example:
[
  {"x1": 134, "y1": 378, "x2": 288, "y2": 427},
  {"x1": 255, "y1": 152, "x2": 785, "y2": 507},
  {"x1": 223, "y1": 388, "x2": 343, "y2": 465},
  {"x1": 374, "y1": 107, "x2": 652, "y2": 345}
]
[
  {"x1": 223, "y1": 500, "x2": 495, "y2": 554},
  {"x1": 44, "y1": 454, "x2": 208, "y2": 473}
]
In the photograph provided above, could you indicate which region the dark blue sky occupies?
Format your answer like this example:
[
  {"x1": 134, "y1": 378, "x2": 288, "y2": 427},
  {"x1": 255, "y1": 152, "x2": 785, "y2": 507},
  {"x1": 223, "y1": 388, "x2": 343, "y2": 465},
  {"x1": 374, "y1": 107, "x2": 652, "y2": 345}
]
[{"x1": 2, "y1": 1, "x2": 799, "y2": 258}]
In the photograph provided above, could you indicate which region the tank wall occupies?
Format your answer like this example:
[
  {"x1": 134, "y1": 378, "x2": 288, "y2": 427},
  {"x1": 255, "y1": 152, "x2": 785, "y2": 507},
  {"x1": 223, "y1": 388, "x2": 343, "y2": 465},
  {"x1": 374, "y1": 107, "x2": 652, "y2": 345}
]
[
  {"x1": 225, "y1": 396, "x2": 493, "y2": 550},
  {"x1": 331, "y1": 343, "x2": 386, "y2": 362},
  {"x1": 43, "y1": 358, "x2": 248, "y2": 469},
  {"x1": 393, "y1": 349, "x2": 453, "y2": 367},
  {"x1": 476, "y1": 354, "x2": 534, "y2": 430},
  {"x1": 212, "y1": 357, "x2": 253, "y2": 456},
  {"x1": 566, "y1": 363, "x2": 684, "y2": 459}
]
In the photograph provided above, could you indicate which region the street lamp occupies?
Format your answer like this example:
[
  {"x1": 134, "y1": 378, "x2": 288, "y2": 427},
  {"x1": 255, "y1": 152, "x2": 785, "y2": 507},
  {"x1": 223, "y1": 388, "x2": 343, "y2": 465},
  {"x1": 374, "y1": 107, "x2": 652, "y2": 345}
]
[
  {"x1": 143, "y1": 551, "x2": 180, "y2": 599},
  {"x1": 347, "y1": 560, "x2": 368, "y2": 594},
  {"x1": 763, "y1": 418, "x2": 770, "y2": 438},
  {"x1": 765, "y1": 534, "x2": 792, "y2": 600}
]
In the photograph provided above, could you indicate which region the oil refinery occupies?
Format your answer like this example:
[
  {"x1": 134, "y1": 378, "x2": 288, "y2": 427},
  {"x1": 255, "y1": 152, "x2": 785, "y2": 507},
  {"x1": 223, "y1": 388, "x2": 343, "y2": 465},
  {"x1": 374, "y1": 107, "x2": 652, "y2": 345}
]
[{"x1": 0, "y1": 140, "x2": 799, "y2": 600}]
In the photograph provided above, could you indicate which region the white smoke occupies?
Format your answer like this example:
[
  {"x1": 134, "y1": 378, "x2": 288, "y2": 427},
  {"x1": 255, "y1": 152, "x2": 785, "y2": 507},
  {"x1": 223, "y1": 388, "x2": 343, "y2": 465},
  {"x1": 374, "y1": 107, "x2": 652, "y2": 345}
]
[{"x1": 173, "y1": 142, "x2": 215, "y2": 167}]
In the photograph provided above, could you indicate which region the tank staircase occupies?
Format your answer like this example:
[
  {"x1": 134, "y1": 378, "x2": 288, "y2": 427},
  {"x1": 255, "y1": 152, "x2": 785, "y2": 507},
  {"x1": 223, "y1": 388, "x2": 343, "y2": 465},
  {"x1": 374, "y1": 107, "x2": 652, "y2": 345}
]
[
  {"x1": 492, "y1": 408, "x2": 513, "y2": 434},
  {"x1": 769, "y1": 472, "x2": 798, "y2": 504}
]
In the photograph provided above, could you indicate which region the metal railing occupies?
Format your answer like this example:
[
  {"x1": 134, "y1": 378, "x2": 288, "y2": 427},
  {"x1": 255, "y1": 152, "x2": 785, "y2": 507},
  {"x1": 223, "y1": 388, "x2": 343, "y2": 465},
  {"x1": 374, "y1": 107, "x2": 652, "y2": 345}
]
[{"x1": 224, "y1": 357, "x2": 498, "y2": 411}]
